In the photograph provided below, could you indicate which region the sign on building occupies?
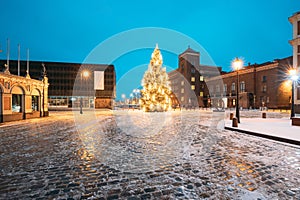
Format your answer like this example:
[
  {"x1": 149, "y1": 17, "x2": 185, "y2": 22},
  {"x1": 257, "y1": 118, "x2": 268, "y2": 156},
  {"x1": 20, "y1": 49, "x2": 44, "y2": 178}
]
[{"x1": 94, "y1": 71, "x2": 104, "y2": 90}]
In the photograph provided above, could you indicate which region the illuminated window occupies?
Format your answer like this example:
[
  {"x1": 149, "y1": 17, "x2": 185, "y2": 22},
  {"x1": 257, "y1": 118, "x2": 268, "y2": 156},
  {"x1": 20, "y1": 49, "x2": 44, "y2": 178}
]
[
  {"x1": 181, "y1": 81, "x2": 184, "y2": 86},
  {"x1": 191, "y1": 85, "x2": 195, "y2": 90},
  {"x1": 191, "y1": 77, "x2": 195, "y2": 82},
  {"x1": 200, "y1": 92, "x2": 203, "y2": 97},
  {"x1": 262, "y1": 85, "x2": 267, "y2": 92},
  {"x1": 12, "y1": 94, "x2": 22, "y2": 113},
  {"x1": 181, "y1": 96, "x2": 184, "y2": 102},
  {"x1": 200, "y1": 76, "x2": 204, "y2": 81},
  {"x1": 32, "y1": 96, "x2": 39, "y2": 111},
  {"x1": 181, "y1": 88, "x2": 184, "y2": 93},
  {"x1": 233, "y1": 99, "x2": 236, "y2": 106}
]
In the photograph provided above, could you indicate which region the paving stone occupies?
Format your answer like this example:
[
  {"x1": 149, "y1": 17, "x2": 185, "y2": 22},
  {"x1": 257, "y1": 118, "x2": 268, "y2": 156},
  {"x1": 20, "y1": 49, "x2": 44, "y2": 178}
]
[{"x1": 0, "y1": 111, "x2": 299, "y2": 200}]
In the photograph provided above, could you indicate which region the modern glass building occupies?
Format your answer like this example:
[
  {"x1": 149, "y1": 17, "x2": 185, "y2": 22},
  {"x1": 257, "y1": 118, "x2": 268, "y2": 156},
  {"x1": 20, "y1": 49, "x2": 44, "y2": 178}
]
[{"x1": 0, "y1": 60, "x2": 116, "y2": 109}]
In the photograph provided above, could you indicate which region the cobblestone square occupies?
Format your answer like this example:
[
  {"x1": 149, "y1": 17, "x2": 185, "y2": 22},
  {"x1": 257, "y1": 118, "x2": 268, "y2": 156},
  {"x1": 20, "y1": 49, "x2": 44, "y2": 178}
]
[{"x1": 0, "y1": 110, "x2": 299, "y2": 199}]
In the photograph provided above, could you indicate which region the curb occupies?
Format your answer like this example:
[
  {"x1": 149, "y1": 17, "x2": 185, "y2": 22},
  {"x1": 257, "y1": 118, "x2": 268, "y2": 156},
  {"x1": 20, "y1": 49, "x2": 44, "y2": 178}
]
[{"x1": 224, "y1": 126, "x2": 300, "y2": 146}]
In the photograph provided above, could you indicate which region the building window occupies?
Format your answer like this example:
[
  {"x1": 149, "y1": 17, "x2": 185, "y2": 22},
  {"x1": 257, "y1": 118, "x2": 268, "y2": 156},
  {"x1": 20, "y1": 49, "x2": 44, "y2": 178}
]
[
  {"x1": 297, "y1": 87, "x2": 300, "y2": 100},
  {"x1": 191, "y1": 77, "x2": 195, "y2": 82},
  {"x1": 12, "y1": 94, "x2": 22, "y2": 112},
  {"x1": 200, "y1": 76, "x2": 204, "y2": 81},
  {"x1": 191, "y1": 85, "x2": 195, "y2": 90},
  {"x1": 240, "y1": 81, "x2": 245, "y2": 92},
  {"x1": 262, "y1": 85, "x2": 267, "y2": 93},
  {"x1": 298, "y1": 45, "x2": 300, "y2": 53},
  {"x1": 231, "y1": 83, "x2": 235, "y2": 92},
  {"x1": 181, "y1": 81, "x2": 184, "y2": 86},
  {"x1": 181, "y1": 88, "x2": 184, "y2": 93},
  {"x1": 191, "y1": 68, "x2": 195, "y2": 73},
  {"x1": 223, "y1": 84, "x2": 227, "y2": 94},
  {"x1": 32, "y1": 96, "x2": 39, "y2": 111},
  {"x1": 216, "y1": 85, "x2": 220, "y2": 93},
  {"x1": 181, "y1": 96, "x2": 184, "y2": 102},
  {"x1": 200, "y1": 92, "x2": 203, "y2": 97},
  {"x1": 262, "y1": 76, "x2": 267, "y2": 82},
  {"x1": 298, "y1": 20, "x2": 300, "y2": 35},
  {"x1": 233, "y1": 99, "x2": 236, "y2": 106}
]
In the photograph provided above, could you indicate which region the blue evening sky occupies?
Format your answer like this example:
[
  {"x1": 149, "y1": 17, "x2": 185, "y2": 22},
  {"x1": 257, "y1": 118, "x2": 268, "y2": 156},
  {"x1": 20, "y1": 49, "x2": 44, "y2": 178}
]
[{"x1": 0, "y1": 0, "x2": 299, "y2": 99}]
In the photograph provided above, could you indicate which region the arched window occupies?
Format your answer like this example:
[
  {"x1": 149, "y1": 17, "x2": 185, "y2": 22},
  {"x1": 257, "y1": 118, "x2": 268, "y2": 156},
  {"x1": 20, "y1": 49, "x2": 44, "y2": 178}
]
[
  {"x1": 11, "y1": 86, "x2": 24, "y2": 113},
  {"x1": 31, "y1": 89, "x2": 40, "y2": 111}
]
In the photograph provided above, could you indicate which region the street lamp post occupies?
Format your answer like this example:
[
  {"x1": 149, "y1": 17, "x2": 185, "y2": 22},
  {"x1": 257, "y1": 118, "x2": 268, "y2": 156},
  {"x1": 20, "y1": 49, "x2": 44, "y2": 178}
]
[
  {"x1": 80, "y1": 70, "x2": 90, "y2": 114},
  {"x1": 289, "y1": 69, "x2": 299, "y2": 118},
  {"x1": 232, "y1": 57, "x2": 243, "y2": 123}
]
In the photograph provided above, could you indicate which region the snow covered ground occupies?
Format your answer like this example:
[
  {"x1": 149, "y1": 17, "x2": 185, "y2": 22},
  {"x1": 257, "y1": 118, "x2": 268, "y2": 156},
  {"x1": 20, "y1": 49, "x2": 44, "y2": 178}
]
[
  {"x1": 225, "y1": 117, "x2": 300, "y2": 142},
  {"x1": 0, "y1": 110, "x2": 299, "y2": 199}
]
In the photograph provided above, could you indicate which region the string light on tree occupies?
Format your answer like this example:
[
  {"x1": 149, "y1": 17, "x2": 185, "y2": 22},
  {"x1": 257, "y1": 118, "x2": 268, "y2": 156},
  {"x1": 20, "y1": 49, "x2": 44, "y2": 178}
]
[{"x1": 140, "y1": 44, "x2": 172, "y2": 112}]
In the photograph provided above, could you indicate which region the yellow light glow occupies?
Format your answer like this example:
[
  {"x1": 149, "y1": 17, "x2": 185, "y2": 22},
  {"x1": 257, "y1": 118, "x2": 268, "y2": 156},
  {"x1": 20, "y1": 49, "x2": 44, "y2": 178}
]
[
  {"x1": 140, "y1": 44, "x2": 172, "y2": 112},
  {"x1": 232, "y1": 57, "x2": 243, "y2": 70},
  {"x1": 82, "y1": 70, "x2": 90, "y2": 78}
]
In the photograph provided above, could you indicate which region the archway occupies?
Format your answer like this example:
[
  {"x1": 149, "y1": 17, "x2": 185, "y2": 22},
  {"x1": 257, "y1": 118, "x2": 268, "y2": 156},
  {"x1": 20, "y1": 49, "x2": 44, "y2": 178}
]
[
  {"x1": 31, "y1": 88, "x2": 41, "y2": 112},
  {"x1": 11, "y1": 86, "x2": 25, "y2": 119}
]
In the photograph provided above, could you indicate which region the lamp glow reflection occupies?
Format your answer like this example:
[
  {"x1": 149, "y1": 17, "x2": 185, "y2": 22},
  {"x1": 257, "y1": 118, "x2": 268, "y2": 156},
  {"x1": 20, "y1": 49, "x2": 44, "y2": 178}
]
[{"x1": 289, "y1": 68, "x2": 299, "y2": 118}]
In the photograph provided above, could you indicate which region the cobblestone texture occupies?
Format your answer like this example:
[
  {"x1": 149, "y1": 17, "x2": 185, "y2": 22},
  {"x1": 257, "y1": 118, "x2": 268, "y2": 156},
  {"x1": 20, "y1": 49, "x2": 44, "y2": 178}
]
[{"x1": 0, "y1": 110, "x2": 299, "y2": 199}]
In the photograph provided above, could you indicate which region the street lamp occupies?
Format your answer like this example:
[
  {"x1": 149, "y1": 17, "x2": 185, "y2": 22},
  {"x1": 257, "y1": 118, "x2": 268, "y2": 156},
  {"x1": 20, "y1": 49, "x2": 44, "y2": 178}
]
[
  {"x1": 80, "y1": 70, "x2": 90, "y2": 114},
  {"x1": 232, "y1": 57, "x2": 243, "y2": 123},
  {"x1": 289, "y1": 68, "x2": 299, "y2": 118}
]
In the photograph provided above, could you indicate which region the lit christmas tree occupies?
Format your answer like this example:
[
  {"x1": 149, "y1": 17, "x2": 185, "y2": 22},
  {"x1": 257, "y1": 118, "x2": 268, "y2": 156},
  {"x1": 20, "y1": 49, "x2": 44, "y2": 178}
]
[{"x1": 140, "y1": 44, "x2": 172, "y2": 112}]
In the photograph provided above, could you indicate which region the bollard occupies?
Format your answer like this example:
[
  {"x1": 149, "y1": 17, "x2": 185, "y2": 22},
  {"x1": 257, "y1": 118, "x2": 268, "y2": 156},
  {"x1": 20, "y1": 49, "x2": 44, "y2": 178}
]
[
  {"x1": 230, "y1": 113, "x2": 234, "y2": 120},
  {"x1": 262, "y1": 112, "x2": 266, "y2": 119},
  {"x1": 232, "y1": 117, "x2": 238, "y2": 127}
]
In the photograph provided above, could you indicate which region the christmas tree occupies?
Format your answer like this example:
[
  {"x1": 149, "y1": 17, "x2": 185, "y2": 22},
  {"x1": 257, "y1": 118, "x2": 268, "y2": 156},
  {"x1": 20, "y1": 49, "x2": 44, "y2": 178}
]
[{"x1": 140, "y1": 44, "x2": 172, "y2": 112}]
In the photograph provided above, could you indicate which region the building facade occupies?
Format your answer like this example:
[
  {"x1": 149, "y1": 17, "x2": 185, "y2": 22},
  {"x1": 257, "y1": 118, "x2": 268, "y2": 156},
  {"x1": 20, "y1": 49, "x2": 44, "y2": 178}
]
[
  {"x1": 168, "y1": 47, "x2": 222, "y2": 108},
  {"x1": 0, "y1": 68, "x2": 48, "y2": 122},
  {"x1": 0, "y1": 60, "x2": 116, "y2": 109},
  {"x1": 289, "y1": 11, "x2": 300, "y2": 114},
  {"x1": 206, "y1": 57, "x2": 293, "y2": 109}
]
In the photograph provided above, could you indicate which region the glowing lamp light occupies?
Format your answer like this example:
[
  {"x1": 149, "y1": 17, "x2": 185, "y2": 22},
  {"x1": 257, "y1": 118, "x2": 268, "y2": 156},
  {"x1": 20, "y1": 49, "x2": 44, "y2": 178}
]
[
  {"x1": 82, "y1": 70, "x2": 90, "y2": 78},
  {"x1": 289, "y1": 69, "x2": 299, "y2": 81},
  {"x1": 232, "y1": 57, "x2": 243, "y2": 70}
]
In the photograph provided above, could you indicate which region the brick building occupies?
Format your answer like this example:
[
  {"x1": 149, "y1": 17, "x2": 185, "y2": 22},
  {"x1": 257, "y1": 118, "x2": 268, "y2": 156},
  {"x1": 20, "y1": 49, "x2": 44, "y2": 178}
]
[
  {"x1": 205, "y1": 57, "x2": 293, "y2": 109},
  {"x1": 168, "y1": 47, "x2": 222, "y2": 108},
  {"x1": 0, "y1": 60, "x2": 116, "y2": 109}
]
